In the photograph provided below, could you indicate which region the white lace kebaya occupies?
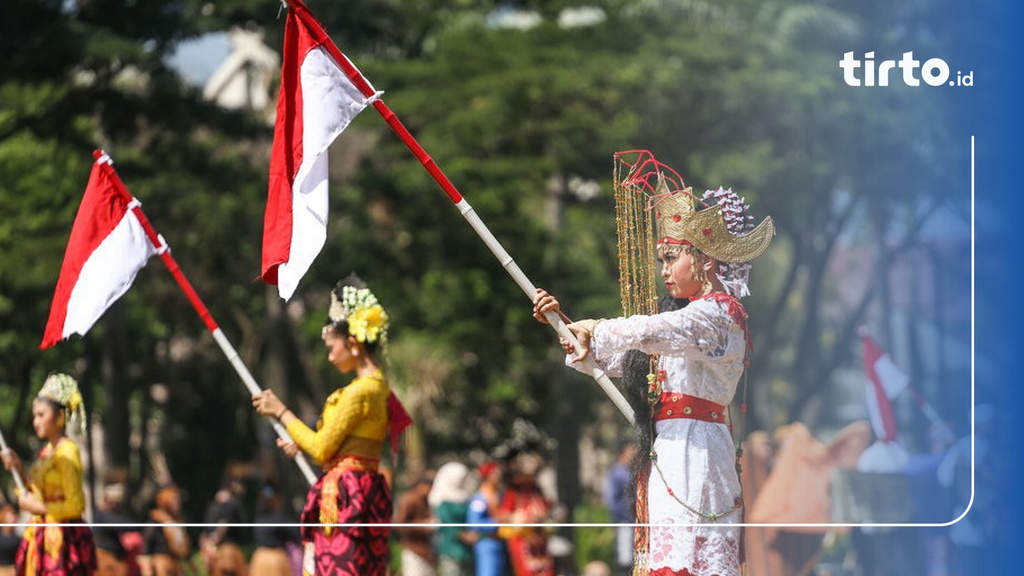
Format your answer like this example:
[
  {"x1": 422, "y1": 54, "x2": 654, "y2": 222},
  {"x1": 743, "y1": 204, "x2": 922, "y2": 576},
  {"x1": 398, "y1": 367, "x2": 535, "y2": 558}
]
[{"x1": 568, "y1": 296, "x2": 746, "y2": 576}]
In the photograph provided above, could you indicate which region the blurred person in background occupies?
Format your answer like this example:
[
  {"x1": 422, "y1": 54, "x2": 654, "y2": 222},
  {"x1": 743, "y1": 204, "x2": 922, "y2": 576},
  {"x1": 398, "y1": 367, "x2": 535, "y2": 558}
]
[
  {"x1": 0, "y1": 503, "x2": 20, "y2": 576},
  {"x1": 499, "y1": 455, "x2": 554, "y2": 576},
  {"x1": 142, "y1": 485, "x2": 191, "y2": 576},
  {"x1": 250, "y1": 484, "x2": 301, "y2": 576},
  {"x1": 92, "y1": 481, "x2": 142, "y2": 576},
  {"x1": 603, "y1": 441, "x2": 637, "y2": 576},
  {"x1": 394, "y1": 473, "x2": 437, "y2": 575},
  {"x1": 467, "y1": 461, "x2": 508, "y2": 576},
  {"x1": 429, "y1": 462, "x2": 476, "y2": 576},
  {"x1": 200, "y1": 477, "x2": 249, "y2": 576}
]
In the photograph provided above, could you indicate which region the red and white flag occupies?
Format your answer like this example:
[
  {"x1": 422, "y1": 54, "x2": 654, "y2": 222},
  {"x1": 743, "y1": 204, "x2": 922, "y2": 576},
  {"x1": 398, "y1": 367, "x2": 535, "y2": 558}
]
[
  {"x1": 40, "y1": 152, "x2": 160, "y2": 349},
  {"x1": 261, "y1": 0, "x2": 381, "y2": 300},
  {"x1": 859, "y1": 328, "x2": 910, "y2": 442}
]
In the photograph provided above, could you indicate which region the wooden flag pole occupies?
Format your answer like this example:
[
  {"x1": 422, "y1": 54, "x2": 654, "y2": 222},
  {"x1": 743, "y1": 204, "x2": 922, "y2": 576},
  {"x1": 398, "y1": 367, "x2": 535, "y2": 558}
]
[{"x1": 0, "y1": 427, "x2": 27, "y2": 494}]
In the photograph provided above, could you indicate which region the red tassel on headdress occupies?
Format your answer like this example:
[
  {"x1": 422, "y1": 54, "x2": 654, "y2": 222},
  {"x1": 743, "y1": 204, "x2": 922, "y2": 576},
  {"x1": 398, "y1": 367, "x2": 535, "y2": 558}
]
[{"x1": 386, "y1": 392, "x2": 412, "y2": 453}]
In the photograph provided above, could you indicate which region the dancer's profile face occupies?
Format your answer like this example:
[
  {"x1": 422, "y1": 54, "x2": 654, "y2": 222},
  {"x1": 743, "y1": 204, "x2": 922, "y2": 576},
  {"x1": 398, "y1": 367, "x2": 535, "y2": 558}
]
[
  {"x1": 658, "y1": 245, "x2": 703, "y2": 299},
  {"x1": 31, "y1": 399, "x2": 61, "y2": 441},
  {"x1": 323, "y1": 329, "x2": 358, "y2": 373}
]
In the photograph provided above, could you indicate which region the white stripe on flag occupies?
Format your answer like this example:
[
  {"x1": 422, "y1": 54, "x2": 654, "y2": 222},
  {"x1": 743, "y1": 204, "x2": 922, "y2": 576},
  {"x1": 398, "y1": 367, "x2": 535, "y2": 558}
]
[
  {"x1": 62, "y1": 209, "x2": 157, "y2": 339},
  {"x1": 274, "y1": 45, "x2": 380, "y2": 301},
  {"x1": 873, "y1": 353, "x2": 910, "y2": 399}
]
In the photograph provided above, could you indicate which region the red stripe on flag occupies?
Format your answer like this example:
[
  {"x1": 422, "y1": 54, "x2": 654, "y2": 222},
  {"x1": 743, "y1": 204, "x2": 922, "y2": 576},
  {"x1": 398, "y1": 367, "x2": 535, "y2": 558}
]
[
  {"x1": 861, "y1": 331, "x2": 899, "y2": 442},
  {"x1": 261, "y1": 6, "x2": 307, "y2": 285},
  {"x1": 290, "y1": 1, "x2": 378, "y2": 99}
]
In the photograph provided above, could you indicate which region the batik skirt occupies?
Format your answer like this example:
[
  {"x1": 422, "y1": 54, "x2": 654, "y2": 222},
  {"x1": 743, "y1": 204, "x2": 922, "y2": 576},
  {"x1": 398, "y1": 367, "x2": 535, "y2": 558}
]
[
  {"x1": 300, "y1": 466, "x2": 392, "y2": 575},
  {"x1": 16, "y1": 522, "x2": 96, "y2": 576}
]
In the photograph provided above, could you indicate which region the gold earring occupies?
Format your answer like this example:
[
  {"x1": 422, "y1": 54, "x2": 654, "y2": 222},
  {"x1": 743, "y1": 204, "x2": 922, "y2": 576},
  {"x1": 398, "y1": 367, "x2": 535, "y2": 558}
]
[
  {"x1": 692, "y1": 260, "x2": 708, "y2": 292},
  {"x1": 694, "y1": 255, "x2": 713, "y2": 295}
]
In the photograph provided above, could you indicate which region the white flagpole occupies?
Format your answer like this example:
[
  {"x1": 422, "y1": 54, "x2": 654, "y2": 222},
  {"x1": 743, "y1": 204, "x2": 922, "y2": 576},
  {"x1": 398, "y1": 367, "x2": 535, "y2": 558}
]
[
  {"x1": 95, "y1": 152, "x2": 319, "y2": 486},
  {"x1": 137, "y1": 222, "x2": 320, "y2": 487},
  {"x1": 288, "y1": 1, "x2": 636, "y2": 425},
  {"x1": 0, "y1": 429, "x2": 27, "y2": 494},
  {"x1": 455, "y1": 200, "x2": 637, "y2": 425},
  {"x1": 209, "y1": 329, "x2": 321, "y2": 484}
]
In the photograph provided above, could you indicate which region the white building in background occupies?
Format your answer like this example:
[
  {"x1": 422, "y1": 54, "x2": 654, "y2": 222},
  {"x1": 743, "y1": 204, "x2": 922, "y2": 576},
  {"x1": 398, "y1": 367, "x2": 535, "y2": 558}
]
[{"x1": 202, "y1": 28, "x2": 279, "y2": 115}]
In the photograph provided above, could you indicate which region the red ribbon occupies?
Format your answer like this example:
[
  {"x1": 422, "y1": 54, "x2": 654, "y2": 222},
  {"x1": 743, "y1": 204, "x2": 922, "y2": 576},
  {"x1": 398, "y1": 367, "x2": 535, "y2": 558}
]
[{"x1": 386, "y1": 392, "x2": 412, "y2": 453}]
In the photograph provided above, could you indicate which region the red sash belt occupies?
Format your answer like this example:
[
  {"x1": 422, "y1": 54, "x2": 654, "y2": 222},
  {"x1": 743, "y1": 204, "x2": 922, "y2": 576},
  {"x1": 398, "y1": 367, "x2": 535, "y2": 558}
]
[{"x1": 653, "y1": 392, "x2": 726, "y2": 424}]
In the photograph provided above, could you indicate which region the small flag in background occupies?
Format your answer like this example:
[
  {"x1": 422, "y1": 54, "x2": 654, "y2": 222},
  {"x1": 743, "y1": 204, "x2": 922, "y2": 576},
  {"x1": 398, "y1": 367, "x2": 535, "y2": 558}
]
[
  {"x1": 859, "y1": 327, "x2": 910, "y2": 443},
  {"x1": 40, "y1": 151, "x2": 160, "y2": 349},
  {"x1": 261, "y1": 0, "x2": 381, "y2": 301}
]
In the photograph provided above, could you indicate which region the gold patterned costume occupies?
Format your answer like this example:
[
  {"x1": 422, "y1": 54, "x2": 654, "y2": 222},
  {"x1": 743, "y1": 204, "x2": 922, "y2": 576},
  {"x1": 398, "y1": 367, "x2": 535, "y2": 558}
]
[
  {"x1": 17, "y1": 437, "x2": 96, "y2": 576},
  {"x1": 12, "y1": 373, "x2": 96, "y2": 576},
  {"x1": 286, "y1": 372, "x2": 389, "y2": 468},
  {"x1": 282, "y1": 278, "x2": 409, "y2": 576}
]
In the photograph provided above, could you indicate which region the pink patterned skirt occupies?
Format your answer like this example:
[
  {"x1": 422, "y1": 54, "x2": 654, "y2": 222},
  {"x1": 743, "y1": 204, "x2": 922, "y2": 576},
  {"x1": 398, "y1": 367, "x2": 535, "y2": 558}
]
[
  {"x1": 300, "y1": 467, "x2": 392, "y2": 575},
  {"x1": 15, "y1": 522, "x2": 96, "y2": 576}
]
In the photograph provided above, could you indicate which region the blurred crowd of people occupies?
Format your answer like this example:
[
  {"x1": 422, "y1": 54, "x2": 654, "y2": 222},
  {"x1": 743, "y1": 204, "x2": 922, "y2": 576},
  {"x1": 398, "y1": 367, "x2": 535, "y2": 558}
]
[
  {"x1": 1, "y1": 449, "x2": 588, "y2": 576},
  {"x1": 395, "y1": 452, "x2": 569, "y2": 576},
  {"x1": 1, "y1": 475, "x2": 302, "y2": 576},
  {"x1": 1, "y1": 408, "x2": 992, "y2": 576}
]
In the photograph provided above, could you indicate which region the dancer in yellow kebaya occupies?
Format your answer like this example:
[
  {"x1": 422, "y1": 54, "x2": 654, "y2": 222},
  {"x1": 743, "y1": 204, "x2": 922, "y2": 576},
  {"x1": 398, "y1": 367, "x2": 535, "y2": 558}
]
[
  {"x1": 2, "y1": 373, "x2": 96, "y2": 576},
  {"x1": 253, "y1": 276, "x2": 410, "y2": 576}
]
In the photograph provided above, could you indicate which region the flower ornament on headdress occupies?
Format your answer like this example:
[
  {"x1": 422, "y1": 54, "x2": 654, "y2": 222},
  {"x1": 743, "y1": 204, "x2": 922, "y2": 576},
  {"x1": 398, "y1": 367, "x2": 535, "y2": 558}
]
[
  {"x1": 701, "y1": 187, "x2": 761, "y2": 298},
  {"x1": 328, "y1": 282, "x2": 390, "y2": 346},
  {"x1": 37, "y1": 372, "x2": 87, "y2": 436}
]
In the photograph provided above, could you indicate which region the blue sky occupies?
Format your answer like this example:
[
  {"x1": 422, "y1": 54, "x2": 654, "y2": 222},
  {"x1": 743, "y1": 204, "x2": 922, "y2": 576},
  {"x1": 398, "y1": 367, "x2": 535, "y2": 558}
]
[{"x1": 165, "y1": 32, "x2": 231, "y2": 87}]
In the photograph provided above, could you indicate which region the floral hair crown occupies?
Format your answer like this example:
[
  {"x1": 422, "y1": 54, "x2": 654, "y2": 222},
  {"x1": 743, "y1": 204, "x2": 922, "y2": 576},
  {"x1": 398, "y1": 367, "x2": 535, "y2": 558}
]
[
  {"x1": 37, "y1": 372, "x2": 87, "y2": 436},
  {"x1": 328, "y1": 280, "x2": 389, "y2": 346}
]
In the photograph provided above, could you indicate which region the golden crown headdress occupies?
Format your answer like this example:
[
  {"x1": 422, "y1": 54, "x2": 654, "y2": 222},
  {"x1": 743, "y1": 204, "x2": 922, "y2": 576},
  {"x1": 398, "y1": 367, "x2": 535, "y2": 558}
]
[
  {"x1": 652, "y1": 179, "x2": 775, "y2": 264},
  {"x1": 327, "y1": 276, "x2": 389, "y2": 346}
]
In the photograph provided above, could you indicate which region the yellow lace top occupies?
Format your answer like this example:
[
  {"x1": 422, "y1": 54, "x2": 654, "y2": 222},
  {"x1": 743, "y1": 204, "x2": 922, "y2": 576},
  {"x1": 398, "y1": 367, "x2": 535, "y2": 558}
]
[
  {"x1": 285, "y1": 371, "x2": 389, "y2": 466},
  {"x1": 26, "y1": 437, "x2": 86, "y2": 522}
]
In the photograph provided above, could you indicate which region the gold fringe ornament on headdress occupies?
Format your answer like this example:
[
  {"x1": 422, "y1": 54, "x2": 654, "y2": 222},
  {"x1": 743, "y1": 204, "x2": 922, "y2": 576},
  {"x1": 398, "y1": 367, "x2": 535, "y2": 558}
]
[{"x1": 614, "y1": 151, "x2": 673, "y2": 318}]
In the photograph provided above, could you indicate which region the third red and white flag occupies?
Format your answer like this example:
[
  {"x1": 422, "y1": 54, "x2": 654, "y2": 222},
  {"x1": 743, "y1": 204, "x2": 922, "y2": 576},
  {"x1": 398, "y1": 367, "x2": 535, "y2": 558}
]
[{"x1": 859, "y1": 328, "x2": 910, "y2": 442}]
